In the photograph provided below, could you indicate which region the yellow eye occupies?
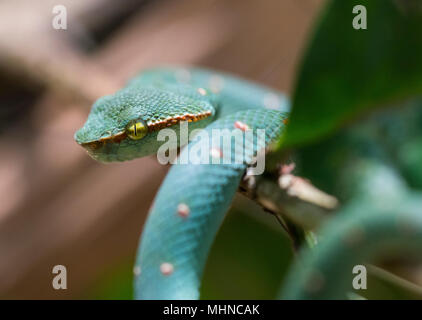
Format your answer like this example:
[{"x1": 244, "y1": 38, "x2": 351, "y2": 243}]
[{"x1": 126, "y1": 120, "x2": 148, "y2": 140}]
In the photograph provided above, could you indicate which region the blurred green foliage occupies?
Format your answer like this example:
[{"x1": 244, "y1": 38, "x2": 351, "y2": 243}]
[
  {"x1": 85, "y1": 261, "x2": 134, "y2": 300},
  {"x1": 275, "y1": 0, "x2": 422, "y2": 299},
  {"x1": 201, "y1": 210, "x2": 292, "y2": 299},
  {"x1": 278, "y1": 0, "x2": 422, "y2": 149}
]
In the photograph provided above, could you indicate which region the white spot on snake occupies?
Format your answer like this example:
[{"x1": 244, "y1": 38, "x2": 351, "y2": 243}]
[
  {"x1": 210, "y1": 147, "x2": 222, "y2": 159},
  {"x1": 234, "y1": 121, "x2": 249, "y2": 132},
  {"x1": 160, "y1": 262, "x2": 174, "y2": 276},
  {"x1": 197, "y1": 88, "x2": 207, "y2": 96},
  {"x1": 263, "y1": 93, "x2": 281, "y2": 110},
  {"x1": 133, "y1": 266, "x2": 141, "y2": 277},
  {"x1": 209, "y1": 75, "x2": 224, "y2": 93},
  {"x1": 175, "y1": 69, "x2": 191, "y2": 83},
  {"x1": 177, "y1": 203, "x2": 190, "y2": 218}
]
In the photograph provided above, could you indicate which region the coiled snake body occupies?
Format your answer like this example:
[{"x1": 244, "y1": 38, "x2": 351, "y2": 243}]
[
  {"x1": 75, "y1": 67, "x2": 289, "y2": 299},
  {"x1": 75, "y1": 67, "x2": 422, "y2": 300}
]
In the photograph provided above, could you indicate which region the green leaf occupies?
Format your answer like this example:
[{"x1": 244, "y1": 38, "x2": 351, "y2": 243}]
[{"x1": 279, "y1": 0, "x2": 422, "y2": 149}]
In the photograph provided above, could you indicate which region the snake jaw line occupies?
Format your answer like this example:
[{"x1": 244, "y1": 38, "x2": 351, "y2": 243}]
[{"x1": 79, "y1": 131, "x2": 127, "y2": 151}]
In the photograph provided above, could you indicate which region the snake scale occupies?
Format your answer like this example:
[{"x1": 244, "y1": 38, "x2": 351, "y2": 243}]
[{"x1": 75, "y1": 67, "x2": 422, "y2": 299}]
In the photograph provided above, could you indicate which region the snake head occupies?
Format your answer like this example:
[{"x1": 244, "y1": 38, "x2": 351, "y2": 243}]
[{"x1": 74, "y1": 85, "x2": 215, "y2": 162}]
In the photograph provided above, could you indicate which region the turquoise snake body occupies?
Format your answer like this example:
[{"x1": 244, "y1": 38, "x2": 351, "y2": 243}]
[
  {"x1": 75, "y1": 67, "x2": 422, "y2": 299},
  {"x1": 75, "y1": 67, "x2": 289, "y2": 299}
]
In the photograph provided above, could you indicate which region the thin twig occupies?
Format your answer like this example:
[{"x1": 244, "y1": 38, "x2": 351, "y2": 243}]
[{"x1": 240, "y1": 163, "x2": 338, "y2": 230}]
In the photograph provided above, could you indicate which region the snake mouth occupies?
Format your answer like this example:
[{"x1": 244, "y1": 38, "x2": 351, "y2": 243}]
[{"x1": 78, "y1": 131, "x2": 127, "y2": 151}]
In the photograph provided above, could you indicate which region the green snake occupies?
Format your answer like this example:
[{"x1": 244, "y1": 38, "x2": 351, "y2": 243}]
[
  {"x1": 75, "y1": 67, "x2": 422, "y2": 299},
  {"x1": 74, "y1": 67, "x2": 289, "y2": 299}
]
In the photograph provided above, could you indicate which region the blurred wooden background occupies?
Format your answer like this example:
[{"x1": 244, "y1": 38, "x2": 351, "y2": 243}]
[{"x1": 0, "y1": 0, "x2": 324, "y2": 298}]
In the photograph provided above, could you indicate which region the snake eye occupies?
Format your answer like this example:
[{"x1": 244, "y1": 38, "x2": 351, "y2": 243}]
[{"x1": 126, "y1": 119, "x2": 148, "y2": 140}]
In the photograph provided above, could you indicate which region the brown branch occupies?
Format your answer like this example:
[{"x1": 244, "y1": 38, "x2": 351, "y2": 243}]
[{"x1": 239, "y1": 163, "x2": 339, "y2": 230}]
